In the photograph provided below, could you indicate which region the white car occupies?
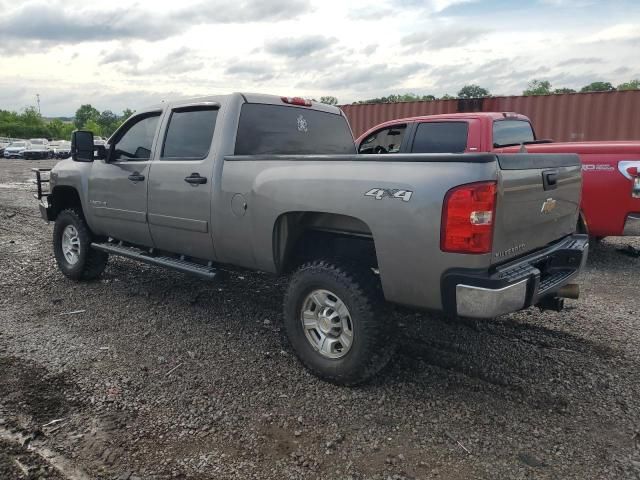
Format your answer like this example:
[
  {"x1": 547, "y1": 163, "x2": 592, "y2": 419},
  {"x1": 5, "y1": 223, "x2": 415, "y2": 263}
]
[
  {"x1": 3, "y1": 141, "x2": 29, "y2": 158},
  {"x1": 23, "y1": 138, "x2": 51, "y2": 159}
]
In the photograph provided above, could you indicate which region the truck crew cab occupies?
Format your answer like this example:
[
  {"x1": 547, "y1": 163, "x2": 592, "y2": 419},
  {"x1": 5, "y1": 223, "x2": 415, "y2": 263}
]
[{"x1": 35, "y1": 93, "x2": 588, "y2": 385}]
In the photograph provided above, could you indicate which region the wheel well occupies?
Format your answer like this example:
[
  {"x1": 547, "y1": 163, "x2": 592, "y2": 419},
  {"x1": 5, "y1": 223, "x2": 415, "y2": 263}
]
[
  {"x1": 50, "y1": 186, "x2": 83, "y2": 220},
  {"x1": 273, "y1": 212, "x2": 378, "y2": 273},
  {"x1": 577, "y1": 210, "x2": 588, "y2": 235}
]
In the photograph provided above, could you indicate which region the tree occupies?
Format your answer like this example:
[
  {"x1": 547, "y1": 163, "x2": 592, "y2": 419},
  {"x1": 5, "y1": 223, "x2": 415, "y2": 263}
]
[
  {"x1": 440, "y1": 94, "x2": 456, "y2": 100},
  {"x1": 523, "y1": 79, "x2": 552, "y2": 96},
  {"x1": 319, "y1": 96, "x2": 338, "y2": 105},
  {"x1": 580, "y1": 81, "x2": 615, "y2": 93},
  {"x1": 83, "y1": 119, "x2": 102, "y2": 136},
  {"x1": 617, "y1": 79, "x2": 640, "y2": 91},
  {"x1": 553, "y1": 87, "x2": 576, "y2": 94},
  {"x1": 352, "y1": 93, "x2": 438, "y2": 104},
  {"x1": 47, "y1": 119, "x2": 75, "y2": 140},
  {"x1": 74, "y1": 104, "x2": 100, "y2": 129},
  {"x1": 121, "y1": 108, "x2": 135, "y2": 120},
  {"x1": 457, "y1": 84, "x2": 490, "y2": 99},
  {"x1": 97, "y1": 110, "x2": 120, "y2": 137}
]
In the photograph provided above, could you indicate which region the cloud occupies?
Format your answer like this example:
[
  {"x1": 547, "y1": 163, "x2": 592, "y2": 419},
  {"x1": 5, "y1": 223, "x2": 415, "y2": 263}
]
[
  {"x1": 100, "y1": 48, "x2": 141, "y2": 66},
  {"x1": 0, "y1": 0, "x2": 313, "y2": 53},
  {"x1": 582, "y1": 23, "x2": 640, "y2": 43},
  {"x1": 402, "y1": 27, "x2": 489, "y2": 50},
  {"x1": 361, "y1": 44, "x2": 378, "y2": 55},
  {"x1": 225, "y1": 62, "x2": 275, "y2": 81},
  {"x1": 265, "y1": 35, "x2": 337, "y2": 58},
  {"x1": 313, "y1": 62, "x2": 429, "y2": 90},
  {"x1": 123, "y1": 47, "x2": 205, "y2": 76},
  {"x1": 556, "y1": 57, "x2": 603, "y2": 67}
]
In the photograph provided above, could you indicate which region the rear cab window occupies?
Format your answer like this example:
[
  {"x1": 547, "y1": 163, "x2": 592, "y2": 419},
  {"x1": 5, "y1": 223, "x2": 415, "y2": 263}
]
[
  {"x1": 234, "y1": 104, "x2": 355, "y2": 155},
  {"x1": 411, "y1": 122, "x2": 468, "y2": 153},
  {"x1": 493, "y1": 120, "x2": 535, "y2": 147},
  {"x1": 358, "y1": 125, "x2": 407, "y2": 154}
]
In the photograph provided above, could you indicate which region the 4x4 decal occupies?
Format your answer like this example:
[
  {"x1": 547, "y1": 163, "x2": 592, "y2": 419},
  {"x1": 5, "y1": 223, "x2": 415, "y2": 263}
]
[{"x1": 364, "y1": 188, "x2": 413, "y2": 202}]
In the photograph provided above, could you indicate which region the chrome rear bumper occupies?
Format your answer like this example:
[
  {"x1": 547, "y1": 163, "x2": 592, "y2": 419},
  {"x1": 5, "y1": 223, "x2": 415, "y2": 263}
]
[{"x1": 442, "y1": 234, "x2": 589, "y2": 319}]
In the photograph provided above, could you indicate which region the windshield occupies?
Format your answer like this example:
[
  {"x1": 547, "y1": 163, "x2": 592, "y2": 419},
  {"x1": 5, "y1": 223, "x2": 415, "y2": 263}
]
[
  {"x1": 493, "y1": 120, "x2": 535, "y2": 147},
  {"x1": 31, "y1": 140, "x2": 44, "y2": 145},
  {"x1": 10, "y1": 142, "x2": 26, "y2": 147}
]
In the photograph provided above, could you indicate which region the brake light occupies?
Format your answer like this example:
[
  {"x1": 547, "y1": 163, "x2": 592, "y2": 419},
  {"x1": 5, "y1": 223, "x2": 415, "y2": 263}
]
[
  {"x1": 441, "y1": 181, "x2": 497, "y2": 254},
  {"x1": 281, "y1": 96, "x2": 312, "y2": 107},
  {"x1": 627, "y1": 166, "x2": 639, "y2": 177}
]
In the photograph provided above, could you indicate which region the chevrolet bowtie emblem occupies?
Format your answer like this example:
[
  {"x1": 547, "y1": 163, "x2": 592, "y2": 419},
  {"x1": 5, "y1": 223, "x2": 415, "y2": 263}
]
[{"x1": 541, "y1": 198, "x2": 557, "y2": 214}]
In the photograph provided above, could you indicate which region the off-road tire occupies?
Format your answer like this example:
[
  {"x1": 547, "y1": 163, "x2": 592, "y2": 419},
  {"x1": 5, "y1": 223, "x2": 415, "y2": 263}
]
[
  {"x1": 283, "y1": 260, "x2": 396, "y2": 386},
  {"x1": 53, "y1": 208, "x2": 108, "y2": 280}
]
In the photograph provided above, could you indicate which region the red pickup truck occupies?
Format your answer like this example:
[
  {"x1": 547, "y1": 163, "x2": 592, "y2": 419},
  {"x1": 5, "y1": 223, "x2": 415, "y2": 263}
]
[{"x1": 355, "y1": 112, "x2": 640, "y2": 239}]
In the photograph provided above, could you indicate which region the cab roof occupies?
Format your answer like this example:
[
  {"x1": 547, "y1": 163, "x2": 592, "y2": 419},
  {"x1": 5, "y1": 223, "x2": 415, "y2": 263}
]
[{"x1": 356, "y1": 112, "x2": 531, "y2": 141}]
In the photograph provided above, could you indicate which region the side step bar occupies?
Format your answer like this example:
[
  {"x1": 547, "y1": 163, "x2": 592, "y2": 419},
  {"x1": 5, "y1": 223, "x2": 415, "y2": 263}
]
[{"x1": 91, "y1": 242, "x2": 217, "y2": 280}]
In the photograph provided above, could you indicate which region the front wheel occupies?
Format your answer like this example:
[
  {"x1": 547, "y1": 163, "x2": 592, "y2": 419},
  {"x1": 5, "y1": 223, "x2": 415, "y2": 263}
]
[
  {"x1": 53, "y1": 208, "x2": 108, "y2": 280},
  {"x1": 283, "y1": 260, "x2": 396, "y2": 385}
]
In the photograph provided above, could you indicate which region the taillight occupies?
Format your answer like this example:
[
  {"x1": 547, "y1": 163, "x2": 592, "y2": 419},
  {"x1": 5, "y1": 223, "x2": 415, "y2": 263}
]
[
  {"x1": 281, "y1": 96, "x2": 312, "y2": 107},
  {"x1": 627, "y1": 166, "x2": 639, "y2": 177},
  {"x1": 441, "y1": 181, "x2": 497, "y2": 254}
]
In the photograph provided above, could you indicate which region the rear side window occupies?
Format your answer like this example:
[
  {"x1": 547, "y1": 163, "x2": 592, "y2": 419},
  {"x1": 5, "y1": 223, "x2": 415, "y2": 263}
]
[
  {"x1": 162, "y1": 107, "x2": 218, "y2": 159},
  {"x1": 493, "y1": 120, "x2": 535, "y2": 147},
  {"x1": 234, "y1": 104, "x2": 355, "y2": 155},
  {"x1": 411, "y1": 122, "x2": 468, "y2": 153},
  {"x1": 358, "y1": 125, "x2": 406, "y2": 154}
]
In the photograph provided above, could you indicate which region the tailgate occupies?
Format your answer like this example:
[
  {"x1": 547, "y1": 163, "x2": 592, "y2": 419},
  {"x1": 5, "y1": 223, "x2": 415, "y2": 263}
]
[{"x1": 492, "y1": 154, "x2": 581, "y2": 264}]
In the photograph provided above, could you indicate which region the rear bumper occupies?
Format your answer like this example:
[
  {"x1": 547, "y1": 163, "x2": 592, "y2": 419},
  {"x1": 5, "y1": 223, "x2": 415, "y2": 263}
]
[
  {"x1": 441, "y1": 234, "x2": 589, "y2": 318},
  {"x1": 622, "y1": 214, "x2": 640, "y2": 236}
]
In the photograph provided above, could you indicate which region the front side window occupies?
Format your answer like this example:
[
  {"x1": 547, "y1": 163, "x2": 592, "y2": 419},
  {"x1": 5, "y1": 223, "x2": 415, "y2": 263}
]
[
  {"x1": 113, "y1": 113, "x2": 160, "y2": 161},
  {"x1": 493, "y1": 120, "x2": 535, "y2": 147},
  {"x1": 162, "y1": 107, "x2": 218, "y2": 159},
  {"x1": 234, "y1": 104, "x2": 355, "y2": 155},
  {"x1": 411, "y1": 122, "x2": 468, "y2": 153},
  {"x1": 358, "y1": 125, "x2": 407, "y2": 154}
]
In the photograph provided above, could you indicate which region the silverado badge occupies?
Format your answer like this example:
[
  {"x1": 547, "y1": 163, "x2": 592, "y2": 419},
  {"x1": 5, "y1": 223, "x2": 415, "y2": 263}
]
[{"x1": 541, "y1": 198, "x2": 557, "y2": 214}]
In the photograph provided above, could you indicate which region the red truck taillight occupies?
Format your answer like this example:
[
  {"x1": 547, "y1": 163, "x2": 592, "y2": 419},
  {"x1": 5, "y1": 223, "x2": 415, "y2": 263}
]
[{"x1": 441, "y1": 181, "x2": 497, "y2": 254}]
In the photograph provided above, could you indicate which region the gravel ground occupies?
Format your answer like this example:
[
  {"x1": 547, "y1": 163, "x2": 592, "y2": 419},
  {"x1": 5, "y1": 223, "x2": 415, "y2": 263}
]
[{"x1": 1, "y1": 158, "x2": 639, "y2": 480}]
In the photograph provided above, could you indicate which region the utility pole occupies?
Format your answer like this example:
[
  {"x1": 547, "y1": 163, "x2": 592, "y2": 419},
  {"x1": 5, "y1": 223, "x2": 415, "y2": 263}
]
[{"x1": 36, "y1": 94, "x2": 41, "y2": 114}]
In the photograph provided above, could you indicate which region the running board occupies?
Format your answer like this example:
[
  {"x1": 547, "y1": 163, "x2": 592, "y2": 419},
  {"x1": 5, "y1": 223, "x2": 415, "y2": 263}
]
[{"x1": 91, "y1": 242, "x2": 217, "y2": 280}]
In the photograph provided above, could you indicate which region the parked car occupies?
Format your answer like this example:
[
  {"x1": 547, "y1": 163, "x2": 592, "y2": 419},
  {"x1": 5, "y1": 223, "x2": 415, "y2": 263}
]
[
  {"x1": 50, "y1": 140, "x2": 71, "y2": 159},
  {"x1": 23, "y1": 138, "x2": 50, "y2": 160},
  {"x1": 35, "y1": 93, "x2": 587, "y2": 385},
  {"x1": 0, "y1": 140, "x2": 10, "y2": 156},
  {"x1": 356, "y1": 112, "x2": 640, "y2": 239},
  {"x1": 3, "y1": 141, "x2": 29, "y2": 158}
]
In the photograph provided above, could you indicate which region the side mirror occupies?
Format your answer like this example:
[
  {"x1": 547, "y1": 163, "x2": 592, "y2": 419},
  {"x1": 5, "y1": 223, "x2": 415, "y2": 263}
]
[{"x1": 71, "y1": 130, "x2": 95, "y2": 162}]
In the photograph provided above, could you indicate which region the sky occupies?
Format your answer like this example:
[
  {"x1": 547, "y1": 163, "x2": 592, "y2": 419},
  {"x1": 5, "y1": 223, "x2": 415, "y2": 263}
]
[{"x1": 0, "y1": 0, "x2": 639, "y2": 116}]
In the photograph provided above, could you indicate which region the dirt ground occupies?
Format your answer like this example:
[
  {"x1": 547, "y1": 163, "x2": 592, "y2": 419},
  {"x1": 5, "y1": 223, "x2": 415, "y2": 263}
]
[{"x1": 1, "y1": 158, "x2": 639, "y2": 480}]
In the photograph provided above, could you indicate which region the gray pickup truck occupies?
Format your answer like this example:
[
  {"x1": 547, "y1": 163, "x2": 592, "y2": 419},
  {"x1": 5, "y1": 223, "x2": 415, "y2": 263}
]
[{"x1": 36, "y1": 92, "x2": 588, "y2": 385}]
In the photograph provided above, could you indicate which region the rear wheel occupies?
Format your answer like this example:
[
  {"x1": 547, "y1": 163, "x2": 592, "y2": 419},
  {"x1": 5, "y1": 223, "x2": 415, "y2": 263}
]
[
  {"x1": 53, "y1": 208, "x2": 108, "y2": 280},
  {"x1": 283, "y1": 260, "x2": 396, "y2": 385}
]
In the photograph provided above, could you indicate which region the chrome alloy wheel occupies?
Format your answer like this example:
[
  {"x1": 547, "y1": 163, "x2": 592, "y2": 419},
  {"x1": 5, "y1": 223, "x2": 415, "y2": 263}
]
[
  {"x1": 61, "y1": 224, "x2": 81, "y2": 265},
  {"x1": 300, "y1": 289, "x2": 354, "y2": 359}
]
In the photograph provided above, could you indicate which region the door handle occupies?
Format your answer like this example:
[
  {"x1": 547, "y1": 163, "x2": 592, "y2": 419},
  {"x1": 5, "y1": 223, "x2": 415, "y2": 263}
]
[
  {"x1": 128, "y1": 172, "x2": 145, "y2": 182},
  {"x1": 542, "y1": 171, "x2": 558, "y2": 191},
  {"x1": 184, "y1": 173, "x2": 207, "y2": 185}
]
